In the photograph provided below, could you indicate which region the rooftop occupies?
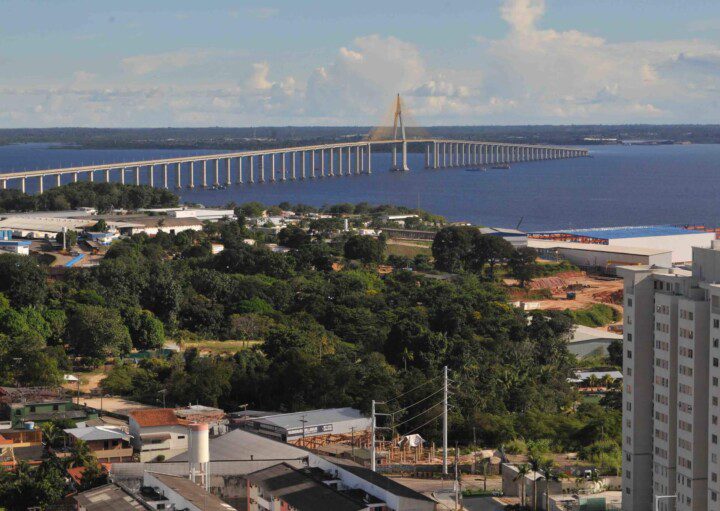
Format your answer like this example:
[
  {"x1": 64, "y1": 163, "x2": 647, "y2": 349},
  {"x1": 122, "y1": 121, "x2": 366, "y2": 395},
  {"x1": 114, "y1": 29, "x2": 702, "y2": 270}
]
[
  {"x1": 247, "y1": 407, "x2": 370, "y2": 432},
  {"x1": 571, "y1": 325, "x2": 622, "y2": 343},
  {"x1": 330, "y1": 461, "x2": 435, "y2": 502},
  {"x1": 64, "y1": 426, "x2": 131, "y2": 442},
  {"x1": 169, "y1": 428, "x2": 307, "y2": 464},
  {"x1": 74, "y1": 484, "x2": 144, "y2": 511},
  {"x1": 534, "y1": 225, "x2": 704, "y2": 240},
  {"x1": 246, "y1": 463, "x2": 366, "y2": 511},
  {"x1": 529, "y1": 238, "x2": 672, "y2": 256},
  {"x1": 129, "y1": 408, "x2": 183, "y2": 428},
  {"x1": 146, "y1": 472, "x2": 236, "y2": 511}
]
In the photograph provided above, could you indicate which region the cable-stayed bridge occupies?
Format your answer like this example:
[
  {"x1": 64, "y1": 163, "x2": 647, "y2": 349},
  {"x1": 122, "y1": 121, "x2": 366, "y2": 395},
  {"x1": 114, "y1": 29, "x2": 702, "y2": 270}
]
[{"x1": 0, "y1": 97, "x2": 588, "y2": 194}]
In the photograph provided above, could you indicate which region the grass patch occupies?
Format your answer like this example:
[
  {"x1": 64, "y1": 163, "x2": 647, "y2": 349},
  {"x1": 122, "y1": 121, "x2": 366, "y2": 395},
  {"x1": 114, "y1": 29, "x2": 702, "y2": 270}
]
[
  {"x1": 569, "y1": 303, "x2": 620, "y2": 327},
  {"x1": 183, "y1": 340, "x2": 262, "y2": 354},
  {"x1": 385, "y1": 242, "x2": 432, "y2": 258}
]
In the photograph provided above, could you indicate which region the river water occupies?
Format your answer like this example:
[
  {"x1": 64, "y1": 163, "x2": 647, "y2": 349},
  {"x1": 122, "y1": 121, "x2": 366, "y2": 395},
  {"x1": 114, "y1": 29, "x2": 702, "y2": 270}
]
[{"x1": 0, "y1": 142, "x2": 719, "y2": 231}]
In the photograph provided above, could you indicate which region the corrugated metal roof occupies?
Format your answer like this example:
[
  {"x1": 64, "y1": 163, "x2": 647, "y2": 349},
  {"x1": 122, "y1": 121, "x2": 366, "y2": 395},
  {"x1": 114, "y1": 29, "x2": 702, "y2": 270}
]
[
  {"x1": 249, "y1": 407, "x2": 370, "y2": 432},
  {"x1": 168, "y1": 429, "x2": 308, "y2": 464},
  {"x1": 245, "y1": 463, "x2": 366, "y2": 511},
  {"x1": 64, "y1": 426, "x2": 131, "y2": 442}
]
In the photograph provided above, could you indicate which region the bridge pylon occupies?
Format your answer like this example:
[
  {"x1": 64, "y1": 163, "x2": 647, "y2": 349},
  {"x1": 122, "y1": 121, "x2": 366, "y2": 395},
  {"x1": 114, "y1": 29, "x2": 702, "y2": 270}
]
[{"x1": 390, "y1": 93, "x2": 410, "y2": 172}]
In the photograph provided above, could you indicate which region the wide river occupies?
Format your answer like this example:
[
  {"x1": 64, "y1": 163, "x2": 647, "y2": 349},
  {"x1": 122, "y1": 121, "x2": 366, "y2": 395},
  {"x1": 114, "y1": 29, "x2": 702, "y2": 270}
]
[{"x1": 0, "y1": 142, "x2": 719, "y2": 231}]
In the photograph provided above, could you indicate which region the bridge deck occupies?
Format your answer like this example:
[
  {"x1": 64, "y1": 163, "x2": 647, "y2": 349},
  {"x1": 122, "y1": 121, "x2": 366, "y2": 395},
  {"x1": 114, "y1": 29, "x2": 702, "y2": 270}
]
[{"x1": 0, "y1": 139, "x2": 587, "y2": 180}]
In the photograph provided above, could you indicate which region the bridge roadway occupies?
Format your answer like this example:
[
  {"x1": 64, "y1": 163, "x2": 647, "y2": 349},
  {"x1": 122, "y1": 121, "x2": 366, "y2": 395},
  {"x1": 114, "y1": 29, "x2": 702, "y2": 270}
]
[{"x1": 0, "y1": 138, "x2": 588, "y2": 193}]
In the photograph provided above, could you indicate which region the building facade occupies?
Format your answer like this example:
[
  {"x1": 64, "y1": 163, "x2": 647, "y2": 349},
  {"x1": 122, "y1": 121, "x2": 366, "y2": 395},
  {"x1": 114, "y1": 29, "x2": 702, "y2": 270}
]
[{"x1": 620, "y1": 245, "x2": 720, "y2": 511}]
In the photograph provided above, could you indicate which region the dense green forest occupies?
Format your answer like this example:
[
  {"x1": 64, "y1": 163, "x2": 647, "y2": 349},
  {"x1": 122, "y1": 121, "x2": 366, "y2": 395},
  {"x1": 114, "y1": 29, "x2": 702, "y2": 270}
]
[
  {"x1": 0, "y1": 182, "x2": 178, "y2": 213},
  {"x1": 0, "y1": 124, "x2": 715, "y2": 149},
  {"x1": 0, "y1": 197, "x2": 620, "y2": 478}
]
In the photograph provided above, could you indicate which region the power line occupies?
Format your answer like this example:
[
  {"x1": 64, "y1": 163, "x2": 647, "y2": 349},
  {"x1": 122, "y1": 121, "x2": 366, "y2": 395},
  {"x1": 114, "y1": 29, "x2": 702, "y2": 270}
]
[
  {"x1": 401, "y1": 410, "x2": 446, "y2": 436},
  {"x1": 389, "y1": 387, "x2": 445, "y2": 416},
  {"x1": 392, "y1": 399, "x2": 445, "y2": 429},
  {"x1": 385, "y1": 375, "x2": 441, "y2": 404}
]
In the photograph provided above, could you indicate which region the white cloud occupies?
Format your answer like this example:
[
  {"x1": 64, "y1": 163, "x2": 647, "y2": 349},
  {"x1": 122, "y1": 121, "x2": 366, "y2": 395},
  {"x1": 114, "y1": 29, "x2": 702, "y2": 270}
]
[
  {"x1": 121, "y1": 50, "x2": 211, "y2": 75},
  {"x1": 6, "y1": 0, "x2": 720, "y2": 126},
  {"x1": 247, "y1": 62, "x2": 273, "y2": 90}
]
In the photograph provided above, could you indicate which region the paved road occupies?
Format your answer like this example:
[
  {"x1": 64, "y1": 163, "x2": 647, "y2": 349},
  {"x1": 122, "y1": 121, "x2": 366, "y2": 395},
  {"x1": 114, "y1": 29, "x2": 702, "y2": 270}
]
[{"x1": 463, "y1": 496, "x2": 507, "y2": 511}]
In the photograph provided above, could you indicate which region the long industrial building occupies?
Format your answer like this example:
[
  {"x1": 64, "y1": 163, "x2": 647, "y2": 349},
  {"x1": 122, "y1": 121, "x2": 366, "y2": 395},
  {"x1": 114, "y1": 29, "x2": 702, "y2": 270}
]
[
  {"x1": 236, "y1": 408, "x2": 371, "y2": 448},
  {"x1": 529, "y1": 238, "x2": 672, "y2": 272},
  {"x1": 619, "y1": 243, "x2": 720, "y2": 511},
  {"x1": 532, "y1": 225, "x2": 716, "y2": 264}
]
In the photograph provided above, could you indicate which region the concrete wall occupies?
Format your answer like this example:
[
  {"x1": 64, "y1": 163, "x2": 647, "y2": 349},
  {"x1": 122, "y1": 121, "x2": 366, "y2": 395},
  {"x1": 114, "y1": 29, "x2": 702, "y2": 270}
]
[{"x1": 127, "y1": 419, "x2": 189, "y2": 462}]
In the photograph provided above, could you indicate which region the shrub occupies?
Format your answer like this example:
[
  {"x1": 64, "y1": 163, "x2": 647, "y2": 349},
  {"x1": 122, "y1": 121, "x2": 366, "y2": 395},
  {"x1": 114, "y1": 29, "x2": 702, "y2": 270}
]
[{"x1": 504, "y1": 438, "x2": 528, "y2": 455}]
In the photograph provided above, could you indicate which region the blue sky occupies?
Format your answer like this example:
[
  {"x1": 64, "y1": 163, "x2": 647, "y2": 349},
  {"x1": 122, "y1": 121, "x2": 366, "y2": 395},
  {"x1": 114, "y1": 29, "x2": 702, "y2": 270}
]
[{"x1": 3, "y1": 0, "x2": 720, "y2": 126}]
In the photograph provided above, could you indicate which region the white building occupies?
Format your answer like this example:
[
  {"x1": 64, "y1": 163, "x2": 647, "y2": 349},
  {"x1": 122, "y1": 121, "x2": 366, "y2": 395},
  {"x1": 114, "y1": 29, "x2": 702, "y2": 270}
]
[
  {"x1": 530, "y1": 239, "x2": 672, "y2": 271},
  {"x1": 619, "y1": 243, "x2": 720, "y2": 511},
  {"x1": 533, "y1": 225, "x2": 715, "y2": 264},
  {"x1": 128, "y1": 409, "x2": 189, "y2": 462}
]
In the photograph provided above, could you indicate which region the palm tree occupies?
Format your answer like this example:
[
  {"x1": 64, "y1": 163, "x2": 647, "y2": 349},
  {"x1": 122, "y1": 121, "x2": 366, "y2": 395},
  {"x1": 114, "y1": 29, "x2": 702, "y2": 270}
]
[
  {"x1": 41, "y1": 422, "x2": 64, "y2": 451},
  {"x1": 67, "y1": 439, "x2": 93, "y2": 468},
  {"x1": 529, "y1": 456, "x2": 541, "y2": 510},
  {"x1": 600, "y1": 374, "x2": 615, "y2": 389},
  {"x1": 541, "y1": 460, "x2": 559, "y2": 511},
  {"x1": 513, "y1": 463, "x2": 531, "y2": 507}
]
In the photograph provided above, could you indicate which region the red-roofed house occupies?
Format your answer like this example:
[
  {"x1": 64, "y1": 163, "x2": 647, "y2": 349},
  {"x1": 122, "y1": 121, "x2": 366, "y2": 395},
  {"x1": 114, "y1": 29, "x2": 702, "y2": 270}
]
[{"x1": 128, "y1": 409, "x2": 189, "y2": 462}]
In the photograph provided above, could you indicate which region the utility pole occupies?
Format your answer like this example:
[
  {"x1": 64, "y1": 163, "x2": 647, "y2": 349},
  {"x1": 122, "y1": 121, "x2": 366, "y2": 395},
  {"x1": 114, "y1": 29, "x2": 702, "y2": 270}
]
[
  {"x1": 454, "y1": 442, "x2": 460, "y2": 511},
  {"x1": 350, "y1": 426, "x2": 356, "y2": 460},
  {"x1": 300, "y1": 414, "x2": 308, "y2": 447},
  {"x1": 371, "y1": 400, "x2": 376, "y2": 472},
  {"x1": 443, "y1": 365, "x2": 448, "y2": 475}
]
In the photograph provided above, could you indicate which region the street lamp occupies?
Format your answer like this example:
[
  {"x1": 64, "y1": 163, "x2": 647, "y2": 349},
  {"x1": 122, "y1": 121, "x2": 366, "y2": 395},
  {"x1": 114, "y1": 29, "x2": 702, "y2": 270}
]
[{"x1": 654, "y1": 494, "x2": 676, "y2": 511}]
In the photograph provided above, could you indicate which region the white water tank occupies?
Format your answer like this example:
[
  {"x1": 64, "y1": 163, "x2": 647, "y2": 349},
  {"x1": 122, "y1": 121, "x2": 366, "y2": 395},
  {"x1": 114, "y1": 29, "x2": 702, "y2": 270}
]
[{"x1": 188, "y1": 423, "x2": 209, "y2": 464}]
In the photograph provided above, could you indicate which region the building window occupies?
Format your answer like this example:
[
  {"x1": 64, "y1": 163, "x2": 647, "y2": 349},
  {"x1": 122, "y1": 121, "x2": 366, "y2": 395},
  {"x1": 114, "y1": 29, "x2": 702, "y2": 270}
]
[
  {"x1": 178, "y1": 435, "x2": 186, "y2": 440},
  {"x1": 627, "y1": 333, "x2": 633, "y2": 343},
  {"x1": 715, "y1": 317, "x2": 720, "y2": 328},
  {"x1": 627, "y1": 350, "x2": 633, "y2": 359}
]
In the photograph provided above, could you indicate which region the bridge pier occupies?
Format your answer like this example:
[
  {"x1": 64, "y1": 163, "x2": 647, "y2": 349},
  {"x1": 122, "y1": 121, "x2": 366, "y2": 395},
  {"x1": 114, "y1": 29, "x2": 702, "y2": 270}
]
[
  {"x1": 310, "y1": 150, "x2": 315, "y2": 178},
  {"x1": 347, "y1": 146, "x2": 352, "y2": 174},
  {"x1": 249, "y1": 156, "x2": 255, "y2": 183},
  {"x1": 215, "y1": 159, "x2": 221, "y2": 186},
  {"x1": 135, "y1": 166, "x2": 140, "y2": 186},
  {"x1": 57, "y1": 174, "x2": 62, "y2": 187},
  {"x1": 367, "y1": 144, "x2": 372, "y2": 174},
  {"x1": 301, "y1": 152, "x2": 306, "y2": 179},
  {"x1": 176, "y1": 163, "x2": 182, "y2": 189},
  {"x1": 238, "y1": 157, "x2": 244, "y2": 184},
  {"x1": 88, "y1": 170, "x2": 94, "y2": 183},
  {"x1": 189, "y1": 162, "x2": 195, "y2": 188},
  {"x1": 271, "y1": 154, "x2": 276, "y2": 182},
  {"x1": 0, "y1": 179, "x2": 6, "y2": 190},
  {"x1": 20, "y1": 177, "x2": 26, "y2": 193},
  {"x1": 320, "y1": 149, "x2": 325, "y2": 177},
  {"x1": 260, "y1": 155, "x2": 266, "y2": 182},
  {"x1": 227, "y1": 157, "x2": 232, "y2": 185},
  {"x1": 163, "y1": 164, "x2": 168, "y2": 188},
  {"x1": 38, "y1": 175, "x2": 43, "y2": 194},
  {"x1": 202, "y1": 160, "x2": 208, "y2": 187},
  {"x1": 355, "y1": 146, "x2": 360, "y2": 174},
  {"x1": 149, "y1": 165, "x2": 153, "y2": 187}
]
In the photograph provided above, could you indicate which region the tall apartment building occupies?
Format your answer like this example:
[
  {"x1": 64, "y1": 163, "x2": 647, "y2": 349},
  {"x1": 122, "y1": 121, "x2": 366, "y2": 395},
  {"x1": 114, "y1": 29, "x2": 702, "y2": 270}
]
[{"x1": 620, "y1": 245, "x2": 720, "y2": 511}]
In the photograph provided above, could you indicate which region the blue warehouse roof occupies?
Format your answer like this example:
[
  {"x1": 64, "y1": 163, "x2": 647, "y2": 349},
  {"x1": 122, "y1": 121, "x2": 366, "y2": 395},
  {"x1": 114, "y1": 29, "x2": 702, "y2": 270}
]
[{"x1": 536, "y1": 225, "x2": 699, "y2": 240}]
